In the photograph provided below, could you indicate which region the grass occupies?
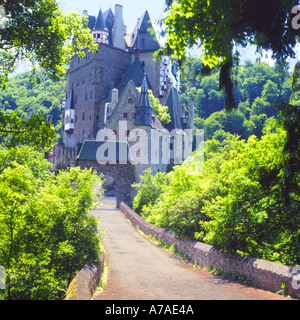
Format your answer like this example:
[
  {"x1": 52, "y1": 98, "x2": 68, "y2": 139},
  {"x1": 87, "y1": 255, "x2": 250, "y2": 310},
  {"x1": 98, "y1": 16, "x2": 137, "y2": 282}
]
[{"x1": 92, "y1": 262, "x2": 109, "y2": 298}]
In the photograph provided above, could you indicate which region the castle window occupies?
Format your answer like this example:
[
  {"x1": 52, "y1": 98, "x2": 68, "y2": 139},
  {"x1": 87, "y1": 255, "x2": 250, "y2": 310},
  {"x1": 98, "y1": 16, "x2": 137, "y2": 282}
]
[
  {"x1": 123, "y1": 112, "x2": 128, "y2": 119},
  {"x1": 142, "y1": 61, "x2": 145, "y2": 67},
  {"x1": 89, "y1": 115, "x2": 92, "y2": 121},
  {"x1": 128, "y1": 98, "x2": 132, "y2": 104},
  {"x1": 85, "y1": 92, "x2": 88, "y2": 101},
  {"x1": 125, "y1": 130, "x2": 130, "y2": 137},
  {"x1": 75, "y1": 115, "x2": 77, "y2": 123},
  {"x1": 78, "y1": 58, "x2": 80, "y2": 64},
  {"x1": 82, "y1": 112, "x2": 85, "y2": 121},
  {"x1": 146, "y1": 113, "x2": 150, "y2": 118},
  {"x1": 136, "y1": 113, "x2": 141, "y2": 118}
]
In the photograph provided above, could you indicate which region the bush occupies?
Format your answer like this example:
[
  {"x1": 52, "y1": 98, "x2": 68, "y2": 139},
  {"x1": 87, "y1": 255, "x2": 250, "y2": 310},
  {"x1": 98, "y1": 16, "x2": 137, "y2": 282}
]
[
  {"x1": 133, "y1": 128, "x2": 300, "y2": 266},
  {"x1": 0, "y1": 146, "x2": 103, "y2": 300}
]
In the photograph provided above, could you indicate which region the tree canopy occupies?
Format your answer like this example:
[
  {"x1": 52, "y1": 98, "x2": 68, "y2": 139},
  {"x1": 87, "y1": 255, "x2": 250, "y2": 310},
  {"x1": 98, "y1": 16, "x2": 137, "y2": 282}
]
[
  {"x1": 0, "y1": 0, "x2": 97, "y2": 88},
  {"x1": 0, "y1": 0, "x2": 98, "y2": 150},
  {"x1": 161, "y1": 0, "x2": 299, "y2": 110}
]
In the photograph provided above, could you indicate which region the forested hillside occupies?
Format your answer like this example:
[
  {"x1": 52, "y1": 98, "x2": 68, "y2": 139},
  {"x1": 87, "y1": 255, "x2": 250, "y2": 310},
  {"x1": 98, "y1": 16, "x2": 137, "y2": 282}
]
[
  {"x1": 133, "y1": 58, "x2": 300, "y2": 267},
  {"x1": 181, "y1": 57, "x2": 296, "y2": 140},
  {"x1": 0, "y1": 69, "x2": 65, "y2": 140}
]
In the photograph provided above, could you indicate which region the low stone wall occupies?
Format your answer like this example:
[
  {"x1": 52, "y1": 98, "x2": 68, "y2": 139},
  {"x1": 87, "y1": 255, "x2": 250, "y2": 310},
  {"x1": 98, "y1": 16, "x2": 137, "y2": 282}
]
[
  {"x1": 66, "y1": 254, "x2": 105, "y2": 300},
  {"x1": 120, "y1": 201, "x2": 299, "y2": 299}
]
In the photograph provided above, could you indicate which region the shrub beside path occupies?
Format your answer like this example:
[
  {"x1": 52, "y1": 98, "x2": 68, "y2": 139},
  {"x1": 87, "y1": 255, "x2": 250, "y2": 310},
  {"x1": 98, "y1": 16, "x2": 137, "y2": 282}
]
[{"x1": 92, "y1": 199, "x2": 291, "y2": 300}]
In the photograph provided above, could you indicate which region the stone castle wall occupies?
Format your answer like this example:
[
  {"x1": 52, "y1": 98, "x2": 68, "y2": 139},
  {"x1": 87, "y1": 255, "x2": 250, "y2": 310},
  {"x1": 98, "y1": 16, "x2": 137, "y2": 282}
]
[{"x1": 78, "y1": 159, "x2": 132, "y2": 206}]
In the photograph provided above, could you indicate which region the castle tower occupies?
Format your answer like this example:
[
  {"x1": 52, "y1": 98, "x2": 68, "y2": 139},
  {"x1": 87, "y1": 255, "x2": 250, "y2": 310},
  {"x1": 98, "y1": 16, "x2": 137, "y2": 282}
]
[
  {"x1": 111, "y1": 4, "x2": 125, "y2": 50},
  {"x1": 92, "y1": 9, "x2": 109, "y2": 45},
  {"x1": 135, "y1": 74, "x2": 153, "y2": 126}
]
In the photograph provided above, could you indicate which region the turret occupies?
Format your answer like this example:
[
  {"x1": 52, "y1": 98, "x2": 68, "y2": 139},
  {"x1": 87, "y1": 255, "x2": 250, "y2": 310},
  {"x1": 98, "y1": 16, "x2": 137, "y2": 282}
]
[
  {"x1": 135, "y1": 74, "x2": 153, "y2": 126},
  {"x1": 92, "y1": 9, "x2": 109, "y2": 45},
  {"x1": 64, "y1": 89, "x2": 75, "y2": 135}
]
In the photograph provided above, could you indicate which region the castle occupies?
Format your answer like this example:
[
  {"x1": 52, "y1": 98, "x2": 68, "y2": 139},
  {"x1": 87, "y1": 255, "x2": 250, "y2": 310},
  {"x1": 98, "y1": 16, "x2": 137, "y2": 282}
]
[{"x1": 53, "y1": 4, "x2": 194, "y2": 204}]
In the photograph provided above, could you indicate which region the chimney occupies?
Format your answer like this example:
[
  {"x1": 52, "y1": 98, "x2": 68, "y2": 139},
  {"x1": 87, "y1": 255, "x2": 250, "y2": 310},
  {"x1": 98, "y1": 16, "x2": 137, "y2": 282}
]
[
  {"x1": 82, "y1": 10, "x2": 88, "y2": 16},
  {"x1": 112, "y1": 4, "x2": 125, "y2": 50},
  {"x1": 111, "y1": 88, "x2": 119, "y2": 104}
]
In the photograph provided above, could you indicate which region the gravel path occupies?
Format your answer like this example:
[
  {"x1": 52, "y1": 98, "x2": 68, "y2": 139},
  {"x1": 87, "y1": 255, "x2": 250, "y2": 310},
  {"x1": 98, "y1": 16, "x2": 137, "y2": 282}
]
[{"x1": 92, "y1": 199, "x2": 290, "y2": 300}]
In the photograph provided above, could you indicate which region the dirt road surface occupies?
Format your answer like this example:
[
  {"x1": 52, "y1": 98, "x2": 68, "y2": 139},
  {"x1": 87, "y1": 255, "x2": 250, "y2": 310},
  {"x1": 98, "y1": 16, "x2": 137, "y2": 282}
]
[{"x1": 92, "y1": 199, "x2": 291, "y2": 300}]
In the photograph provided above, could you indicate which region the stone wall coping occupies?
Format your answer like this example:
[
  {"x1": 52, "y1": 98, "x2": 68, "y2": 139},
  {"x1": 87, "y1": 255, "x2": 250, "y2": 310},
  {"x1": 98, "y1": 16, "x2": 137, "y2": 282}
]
[
  {"x1": 66, "y1": 253, "x2": 105, "y2": 300},
  {"x1": 120, "y1": 201, "x2": 299, "y2": 299}
]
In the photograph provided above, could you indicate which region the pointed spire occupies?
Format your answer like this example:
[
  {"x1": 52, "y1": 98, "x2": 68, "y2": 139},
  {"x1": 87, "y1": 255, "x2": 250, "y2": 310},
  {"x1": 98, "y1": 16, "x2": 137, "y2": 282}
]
[
  {"x1": 138, "y1": 74, "x2": 152, "y2": 108},
  {"x1": 94, "y1": 9, "x2": 107, "y2": 30}
]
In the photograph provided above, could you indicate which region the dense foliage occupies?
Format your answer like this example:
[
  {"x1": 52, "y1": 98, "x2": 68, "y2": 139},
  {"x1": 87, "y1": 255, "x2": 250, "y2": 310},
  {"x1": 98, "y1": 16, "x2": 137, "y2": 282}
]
[
  {"x1": 0, "y1": 0, "x2": 97, "y2": 88},
  {"x1": 181, "y1": 57, "x2": 295, "y2": 140},
  {"x1": 0, "y1": 68, "x2": 65, "y2": 144},
  {"x1": 160, "y1": 0, "x2": 298, "y2": 110},
  {"x1": 134, "y1": 123, "x2": 300, "y2": 266},
  {"x1": 0, "y1": 146, "x2": 103, "y2": 300}
]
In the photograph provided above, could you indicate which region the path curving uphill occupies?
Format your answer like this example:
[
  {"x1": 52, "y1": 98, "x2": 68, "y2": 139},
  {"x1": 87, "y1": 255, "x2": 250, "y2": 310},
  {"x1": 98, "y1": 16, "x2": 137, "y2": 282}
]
[{"x1": 92, "y1": 199, "x2": 290, "y2": 300}]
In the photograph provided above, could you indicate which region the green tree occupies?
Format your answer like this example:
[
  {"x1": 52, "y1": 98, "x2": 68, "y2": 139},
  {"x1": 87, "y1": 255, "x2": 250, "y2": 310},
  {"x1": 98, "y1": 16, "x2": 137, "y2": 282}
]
[
  {"x1": 0, "y1": 0, "x2": 97, "y2": 88},
  {"x1": 0, "y1": 146, "x2": 102, "y2": 300},
  {"x1": 160, "y1": 0, "x2": 298, "y2": 110},
  {"x1": 0, "y1": 110, "x2": 55, "y2": 150}
]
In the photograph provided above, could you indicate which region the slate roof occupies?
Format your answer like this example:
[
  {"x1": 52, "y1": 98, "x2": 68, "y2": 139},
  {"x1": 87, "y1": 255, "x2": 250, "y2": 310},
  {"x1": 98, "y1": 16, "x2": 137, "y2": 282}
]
[
  {"x1": 117, "y1": 59, "x2": 151, "y2": 97},
  {"x1": 94, "y1": 9, "x2": 107, "y2": 30},
  {"x1": 134, "y1": 11, "x2": 160, "y2": 53},
  {"x1": 77, "y1": 140, "x2": 130, "y2": 162},
  {"x1": 87, "y1": 15, "x2": 96, "y2": 30},
  {"x1": 103, "y1": 8, "x2": 114, "y2": 31},
  {"x1": 165, "y1": 86, "x2": 182, "y2": 131},
  {"x1": 65, "y1": 89, "x2": 75, "y2": 110},
  {"x1": 104, "y1": 8, "x2": 114, "y2": 46}
]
